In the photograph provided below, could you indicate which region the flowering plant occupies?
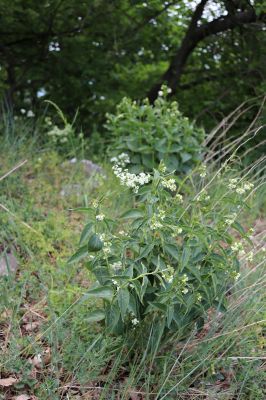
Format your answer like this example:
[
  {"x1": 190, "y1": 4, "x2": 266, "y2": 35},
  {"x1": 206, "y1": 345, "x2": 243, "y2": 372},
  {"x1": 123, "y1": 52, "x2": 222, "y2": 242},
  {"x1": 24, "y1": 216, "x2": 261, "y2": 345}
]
[
  {"x1": 106, "y1": 86, "x2": 205, "y2": 174},
  {"x1": 44, "y1": 101, "x2": 84, "y2": 154},
  {"x1": 70, "y1": 156, "x2": 254, "y2": 342}
]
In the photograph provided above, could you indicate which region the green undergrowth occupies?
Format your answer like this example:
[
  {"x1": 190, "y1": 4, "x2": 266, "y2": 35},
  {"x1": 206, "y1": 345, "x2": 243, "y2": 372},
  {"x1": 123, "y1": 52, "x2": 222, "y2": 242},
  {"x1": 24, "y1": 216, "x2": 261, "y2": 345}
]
[{"x1": 0, "y1": 138, "x2": 265, "y2": 399}]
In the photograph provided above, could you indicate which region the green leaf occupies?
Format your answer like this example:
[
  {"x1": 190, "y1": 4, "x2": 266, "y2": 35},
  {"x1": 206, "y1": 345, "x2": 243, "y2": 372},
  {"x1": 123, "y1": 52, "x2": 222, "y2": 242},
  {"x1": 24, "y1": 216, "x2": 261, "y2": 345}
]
[
  {"x1": 79, "y1": 222, "x2": 94, "y2": 245},
  {"x1": 121, "y1": 209, "x2": 144, "y2": 219},
  {"x1": 70, "y1": 207, "x2": 93, "y2": 213},
  {"x1": 231, "y1": 221, "x2": 245, "y2": 236},
  {"x1": 136, "y1": 244, "x2": 154, "y2": 261},
  {"x1": 82, "y1": 286, "x2": 113, "y2": 302},
  {"x1": 88, "y1": 234, "x2": 103, "y2": 252},
  {"x1": 167, "y1": 305, "x2": 174, "y2": 328},
  {"x1": 181, "y1": 152, "x2": 192, "y2": 162},
  {"x1": 67, "y1": 245, "x2": 88, "y2": 264},
  {"x1": 118, "y1": 288, "x2": 130, "y2": 320},
  {"x1": 86, "y1": 310, "x2": 105, "y2": 323},
  {"x1": 181, "y1": 245, "x2": 191, "y2": 269},
  {"x1": 164, "y1": 244, "x2": 179, "y2": 261}
]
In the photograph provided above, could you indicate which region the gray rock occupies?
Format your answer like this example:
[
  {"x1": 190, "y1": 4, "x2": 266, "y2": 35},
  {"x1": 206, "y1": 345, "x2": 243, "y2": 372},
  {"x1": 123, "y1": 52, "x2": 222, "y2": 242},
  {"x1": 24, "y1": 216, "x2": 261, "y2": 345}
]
[
  {"x1": 63, "y1": 158, "x2": 103, "y2": 177},
  {"x1": 80, "y1": 159, "x2": 103, "y2": 176},
  {"x1": 0, "y1": 252, "x2": 18, "y2": 276}
]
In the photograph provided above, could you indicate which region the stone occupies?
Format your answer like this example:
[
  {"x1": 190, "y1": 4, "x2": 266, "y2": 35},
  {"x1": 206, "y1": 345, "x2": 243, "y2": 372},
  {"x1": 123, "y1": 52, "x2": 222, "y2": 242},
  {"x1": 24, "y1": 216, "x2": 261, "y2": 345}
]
[{"x1": 0, "y1": 252, "x2": 18, "y2": 276}]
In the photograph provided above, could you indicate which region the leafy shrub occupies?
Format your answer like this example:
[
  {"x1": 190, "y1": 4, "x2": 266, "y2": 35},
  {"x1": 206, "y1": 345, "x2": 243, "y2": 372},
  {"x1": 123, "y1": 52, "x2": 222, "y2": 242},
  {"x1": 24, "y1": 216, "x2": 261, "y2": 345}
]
[
  {"x1": 106, "y1": 86, "x2": 205, "y2": 174},
  {"x1": 70, "y1": 156, "x2": 254, "y2": 345}
]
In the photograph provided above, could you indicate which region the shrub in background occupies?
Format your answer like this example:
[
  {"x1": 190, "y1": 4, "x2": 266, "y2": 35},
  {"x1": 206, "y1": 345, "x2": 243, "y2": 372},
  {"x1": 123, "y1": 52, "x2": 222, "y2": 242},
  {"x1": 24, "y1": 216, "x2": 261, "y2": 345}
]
[
  {"x1": 70, "y1": 155, "x2": 254, "y2": 346},
  {"x1": 106, "y1": 85, "x2": 205, "y2": 174}
]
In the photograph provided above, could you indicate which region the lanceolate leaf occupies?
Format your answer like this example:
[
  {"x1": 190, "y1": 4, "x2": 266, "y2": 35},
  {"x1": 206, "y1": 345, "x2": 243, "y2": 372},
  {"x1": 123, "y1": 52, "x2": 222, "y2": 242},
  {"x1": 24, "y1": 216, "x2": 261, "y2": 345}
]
[
  {"x1": 164, "y1": 244, "x2": 179, "y2": 261},
  {"x1": 68, "y1": 245, "x2": 88, "y2": 264},
  {"x1": 79, "y1": 222, "x2": 94, "y2": 245},
  {"x1": 86, "y1": 310, "x2": 105, "y2": 323},
  {"x1": 118, "y1": 288, "x2": 130, "y2": 320},
  {"x1": 181, "y1": 245, "x2": 191, "y2": 270},
  {"x1": 121, "y1": 209, "x2": 144, "y2": 219},
  {"x1": 82, "y1": 286, "x2": 113, "y2": 302}
]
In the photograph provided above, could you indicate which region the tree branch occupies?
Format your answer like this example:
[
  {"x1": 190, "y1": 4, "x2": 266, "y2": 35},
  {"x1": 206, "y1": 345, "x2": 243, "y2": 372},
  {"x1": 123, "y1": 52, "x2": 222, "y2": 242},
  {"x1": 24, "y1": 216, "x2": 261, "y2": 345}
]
[{"x1": 147, "y1": 3, "x2": 264, "y2": 102}]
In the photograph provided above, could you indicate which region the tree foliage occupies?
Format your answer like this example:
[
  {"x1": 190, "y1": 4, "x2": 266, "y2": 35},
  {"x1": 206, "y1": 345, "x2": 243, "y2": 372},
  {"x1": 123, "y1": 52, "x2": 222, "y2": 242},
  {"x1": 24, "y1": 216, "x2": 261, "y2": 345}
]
[{"x1": 0, "y1": 0, "x2": 265, "y2": 131}]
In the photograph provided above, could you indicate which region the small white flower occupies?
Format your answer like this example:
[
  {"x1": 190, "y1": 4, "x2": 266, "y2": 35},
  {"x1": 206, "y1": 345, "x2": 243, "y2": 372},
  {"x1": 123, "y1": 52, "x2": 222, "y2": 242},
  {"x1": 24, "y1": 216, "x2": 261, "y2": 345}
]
[
  {"x1": 167, "y1": 87, "x2": 172, "y2": 94},
  {"x1": 158, "y1": 90, "x2": 163, "y2": 97},
  {"x1": 96, "y1": 214, "x2": 105, "y2": 221},
  {"x1": 132, "y1": 317, "x2": 139, "y2": 326},
  {"x1": 20, "y1": 108, "x2": 26, "y2": 114},
  {"x1": 27, "y1": 110, "x2": 35, "y2": 117},
  {"x1": 182, "y1": 287, "x2": 189, "y2": 294}
]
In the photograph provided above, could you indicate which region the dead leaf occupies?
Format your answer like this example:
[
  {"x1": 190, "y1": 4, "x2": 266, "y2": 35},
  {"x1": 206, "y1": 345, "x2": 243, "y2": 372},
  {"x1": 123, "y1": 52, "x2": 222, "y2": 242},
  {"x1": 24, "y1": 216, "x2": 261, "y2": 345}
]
[
  {"x1": 24, "y1": 321, "x2": 40, "y2": 332},
  {"x1": 0, "y1": 376, "x2": 18, "y2": 386},
  {"x1": 28, "y1": 354, "x2": 42, "y2": 369},
  {"x1": 14, "y1": 395, "x2": 31, "y2": 400}
]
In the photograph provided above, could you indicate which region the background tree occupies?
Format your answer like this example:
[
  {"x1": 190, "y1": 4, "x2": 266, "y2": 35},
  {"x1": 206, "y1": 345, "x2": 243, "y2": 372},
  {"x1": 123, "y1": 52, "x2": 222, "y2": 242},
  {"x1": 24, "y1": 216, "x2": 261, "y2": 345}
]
[{"x1": 0, "y1": 0, "x2": 265, "y2": 132}]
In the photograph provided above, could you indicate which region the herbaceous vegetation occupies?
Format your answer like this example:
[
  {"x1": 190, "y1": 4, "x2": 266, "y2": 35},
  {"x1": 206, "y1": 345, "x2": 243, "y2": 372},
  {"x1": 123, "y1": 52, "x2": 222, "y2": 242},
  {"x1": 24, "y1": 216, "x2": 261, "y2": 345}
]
[
  {"x1": 0, "y1": 0, "x2": 266, "y2": 398},
  {"x1": 107, "y1": 87, "x2": 205, "y2": 174}
]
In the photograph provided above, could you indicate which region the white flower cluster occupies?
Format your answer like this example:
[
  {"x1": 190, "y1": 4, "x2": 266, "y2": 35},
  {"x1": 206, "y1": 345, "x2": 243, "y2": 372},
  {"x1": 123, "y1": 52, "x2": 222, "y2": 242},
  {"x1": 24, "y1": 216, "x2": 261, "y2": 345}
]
[
  {"x1": 196, "y1": 293, "x2": 202, "y2": 302},
  {"x1": 181, "y1": 274, "x2": 189, "y2": 294},
  {"x1": 111, "y1": 261, "x2": 122, "y2": 270},
  {"x1": 111, "y1": 279, "x2": 120, "y2": 290},
  {"x1": 231, "y1": 271, "x2": 241, "y2": 281},
  {"x1": 110, "y1": 152, "x2": 130, "y2": 167},
  {"x1": 158, "y1": 161, "x2": 167, "y2": 173},
  {"x1": 175, "y1": 193, "x2": 183, "y2": 204},
  {"x1": 225, "y1": 212, "x2": 237, "y2": 226},
  {"x1": 150, "y1": 217, "x2": 163, "y2": 230},
  {"x1": 47, "y1": 123, "x2": 72, "y2": 144},
  {"x1": 150, "y1": 207, "x2": 166, "y2": 230},
  {"x1": 161, "y1": 178, "x2": 177, "y2": 192},
  {"x1": 111, "y1": 154, "x2": 151, "y2": 193},
  {"x1": 199, "y1": 164, "x2": 207, "y2": 178},
  {"x1": 118, "y1": 230, "x2": 129, "y2": 237},
  {"x1": 20, "y1": 109, "x2": 35, "y2": 117},
  {"x1": 96, "y1": 214, "x2": 105, "y2": 221},
  {"x1": 162, "y1": 265, "x2": 174, "y2": 283},
  {"x1": 231, "y1": 241, "x2": 245, "y2": 256},
  {"x1": 92, "y1": 200, "x2": 99, "y2": 209},
  {"x1": 246, "y1": 251, "x2": 254, "y2": 262},
  {"x1": 228, "y1": 178, "x2": 254, "y2": 194},
  {"x1": 171, "y1": 226, "x2": 183, "y2": 237},
  {"x1": 196, "y1": 190, "x2": 210, "y2": 202},
  {"x1": 158, "y1": 85, "x2": 172, "y2": 97},
  {"x1": 132, "y1": 317, "x2": 139, "y2": 326},
  {"x1": 99, "y1": 233, "x2": 112, "y2": 254}
]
